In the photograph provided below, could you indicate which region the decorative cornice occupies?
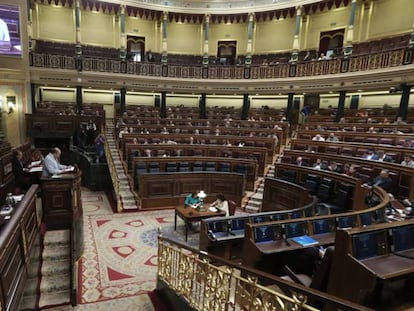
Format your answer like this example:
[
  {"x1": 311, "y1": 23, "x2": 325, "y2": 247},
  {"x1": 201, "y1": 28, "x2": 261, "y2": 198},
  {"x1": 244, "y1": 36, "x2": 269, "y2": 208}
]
[{"x1": 33, "y1": 0, "x2": 351, "y2": 22}]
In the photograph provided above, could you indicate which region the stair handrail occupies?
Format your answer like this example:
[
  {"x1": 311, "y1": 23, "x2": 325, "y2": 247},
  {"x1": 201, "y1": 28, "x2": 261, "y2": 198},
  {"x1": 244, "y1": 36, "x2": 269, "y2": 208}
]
[
  {"x1": 103, "y1": 132, "x2": 121, "y2": 210},
  {"x1": 157, "y1": 231, "x2": 373, "y2": 311}
]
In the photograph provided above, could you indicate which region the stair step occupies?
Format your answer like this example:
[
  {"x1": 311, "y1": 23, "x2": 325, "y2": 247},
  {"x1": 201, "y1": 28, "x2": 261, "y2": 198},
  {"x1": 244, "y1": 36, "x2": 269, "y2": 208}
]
[
  {"x1": 23, "y1": 277, "x2": 39, "y2": 296},
  {"x1": 248, "y1": 202, "x2": 262, "y2": 208},
  {"x1": 251, "y1": 192, "x2": 263, "y2": 200},
  {"x1": 44, "y1": 230, "x2": 70, "y2": 245},
  {"x1": 20, "y1": 295, "x2": 37, "y2": 310},
  {"x1": 245, "y1": 205, "x2": 260, "y2": 213},
  {"x1": 40, "y1": 275, "x2": 70, "y2": 293},
  {"x1": 41, "y1": 259, "x2": 70, "y2": 276},
  {"x1": 38, "y1": 290, "x2": 71, "y2": 308},
  {"x1": 43, "y1": 245, "x2": 70, "y2": 261}
]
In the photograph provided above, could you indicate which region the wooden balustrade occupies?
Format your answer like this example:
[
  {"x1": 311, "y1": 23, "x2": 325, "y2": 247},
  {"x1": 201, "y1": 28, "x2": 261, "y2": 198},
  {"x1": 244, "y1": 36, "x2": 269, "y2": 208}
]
[
  {"x1": 124, "y1": 143, "x2": 268, "y2": 177},
  {"x1": 130, "y1": 156, "x2": 258, "y2": 191},
  {"x1": 30, "y1": 47, "x2": 411, "y2": 79}
]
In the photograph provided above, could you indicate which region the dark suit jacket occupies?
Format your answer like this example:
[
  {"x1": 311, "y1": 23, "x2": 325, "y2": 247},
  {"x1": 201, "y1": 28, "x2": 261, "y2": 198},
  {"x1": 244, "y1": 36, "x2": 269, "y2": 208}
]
[
  {"x1": 372, "y1": 176, "x2": 393, "y2": 191},
  {"x1": 12, "y1": 157, "x2": 25, "y2": 188}
]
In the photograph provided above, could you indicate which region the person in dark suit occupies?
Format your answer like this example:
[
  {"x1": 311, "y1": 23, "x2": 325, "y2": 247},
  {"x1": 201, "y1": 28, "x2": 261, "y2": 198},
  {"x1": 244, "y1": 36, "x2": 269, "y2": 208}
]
[
  {"x1": 371, "y1": 169, "x2": 393, "y2": 191},
  {"x1": 376, "y1": 150, "x2": 393, "y2": 162},
  {"x1": 12, "y1": 150, "x2": 30, "y2": 191}
]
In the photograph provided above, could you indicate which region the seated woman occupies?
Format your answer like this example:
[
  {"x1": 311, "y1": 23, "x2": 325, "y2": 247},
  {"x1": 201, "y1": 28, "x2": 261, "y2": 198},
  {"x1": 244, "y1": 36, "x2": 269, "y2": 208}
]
[
  {"x1": 184, "y1": 191, "x2": 201, "y2": 208},
  {"x1": 210, "y1": 193, "x2": 229, "y2": 216}
]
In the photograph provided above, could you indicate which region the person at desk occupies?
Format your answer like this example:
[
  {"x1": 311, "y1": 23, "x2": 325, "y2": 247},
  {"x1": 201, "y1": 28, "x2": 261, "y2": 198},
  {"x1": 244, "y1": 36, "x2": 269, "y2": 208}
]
[
  {"x1": 184, "y1": 191, "x2": 201, "y2": 209},
  {"x1": 12, "y1": 150, "x2": 30, "y2": 191},
  {"x1": 42, "y1": 148, "x2": 73, "y2": 177},
  {"x1": 210, "y1": 194, "x2": 229, "y2": 217},
  {"x1": 368, "y1": 169, "x2": 393, "y2": 192}
]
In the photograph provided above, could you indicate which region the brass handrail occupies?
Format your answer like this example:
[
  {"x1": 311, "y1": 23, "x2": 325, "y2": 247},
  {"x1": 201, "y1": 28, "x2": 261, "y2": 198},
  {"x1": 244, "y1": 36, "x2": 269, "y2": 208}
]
[{"x1": 157, "y1": 232, "x2": 373, "y2": 311}]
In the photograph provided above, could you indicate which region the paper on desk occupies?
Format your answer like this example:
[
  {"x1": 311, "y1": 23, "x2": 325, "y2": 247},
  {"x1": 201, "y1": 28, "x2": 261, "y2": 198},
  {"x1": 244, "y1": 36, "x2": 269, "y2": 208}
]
[
  {"x1": 209, "y1": 207, "x2": 218, "y2": 212},
  {"x1": 64, "y1": 166, "x2": 75, "y2": 172},
  {"x1": 29, "y1": 166, "x2": 43, "y2": 173},
  {"x1": 12, "y1": 194, "x2": 24, "y2": 202},
  {"x1": 30, "y1": 160, "x2": 42, "y2": 167}
]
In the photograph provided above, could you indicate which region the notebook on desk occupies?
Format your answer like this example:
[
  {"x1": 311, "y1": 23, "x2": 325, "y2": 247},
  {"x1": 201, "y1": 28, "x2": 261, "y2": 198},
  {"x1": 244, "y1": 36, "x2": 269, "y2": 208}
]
[{"x1": 292, "y1": 235, "x2": 319, "y2": 247}]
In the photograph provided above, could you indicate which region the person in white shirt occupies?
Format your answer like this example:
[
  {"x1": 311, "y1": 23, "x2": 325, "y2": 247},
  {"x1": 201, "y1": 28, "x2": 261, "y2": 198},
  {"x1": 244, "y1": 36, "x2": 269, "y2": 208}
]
[
  {"x1": 42, "y1": 148, "x2": 72, "y2": 177},
  {"x1": 210, "y1": 193, "x2": 229, "y2": 217},
  {"x1": 0, "y1": 18, "x2": 10, "y2": 47},
  {"x1": 312, "y1": 134, "x2": 325, "y2": 141},
  {"x1": 401, "y1": 155, "x2": 414, "y2": 167}
]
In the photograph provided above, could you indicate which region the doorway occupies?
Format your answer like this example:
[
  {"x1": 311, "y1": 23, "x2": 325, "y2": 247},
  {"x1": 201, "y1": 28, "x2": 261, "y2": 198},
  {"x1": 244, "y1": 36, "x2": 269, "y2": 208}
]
[
  {"x1": 127, "y1": 36, "x2": 145, "y2": 62},
  {"x1": 217, "y1": 40, "x2": 237, "y2": 65},
  {"x1": 319, "y1": 29, "x2": 344, "y2": 59}
]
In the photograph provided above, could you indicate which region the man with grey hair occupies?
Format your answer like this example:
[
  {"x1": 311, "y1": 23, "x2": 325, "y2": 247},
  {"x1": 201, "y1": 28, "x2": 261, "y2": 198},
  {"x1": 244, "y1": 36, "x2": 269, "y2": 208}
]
[{"x1": 42, "y1": 148, "x2": 73, "y2": 177}]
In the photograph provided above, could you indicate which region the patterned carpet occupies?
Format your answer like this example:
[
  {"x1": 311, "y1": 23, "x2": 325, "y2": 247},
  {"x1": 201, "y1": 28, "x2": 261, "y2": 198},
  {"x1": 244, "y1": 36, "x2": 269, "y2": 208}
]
[{"x1": 79, "y1": 189, "x2": 199, "y2": 305}]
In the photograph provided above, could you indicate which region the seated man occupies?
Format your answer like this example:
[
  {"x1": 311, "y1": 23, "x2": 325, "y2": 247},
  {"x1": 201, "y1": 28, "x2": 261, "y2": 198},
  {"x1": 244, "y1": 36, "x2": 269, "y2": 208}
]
[
  {"x1": 184, "y1": 191, "x2": 201, "y2": 209},
  {"x1": 42, "y1": 147, "x2": 73, "y2": 177},
  {"x1": 370, "y1": 169, "x2": 393, "y2": 192},
  {"x1": 12, "y1": 150, "x2": 30, "y2": 191}
]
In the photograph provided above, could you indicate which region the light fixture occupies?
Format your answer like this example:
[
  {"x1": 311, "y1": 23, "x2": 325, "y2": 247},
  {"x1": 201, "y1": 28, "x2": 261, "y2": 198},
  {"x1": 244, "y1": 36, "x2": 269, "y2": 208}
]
[
  {"x1": 197, "y1": 190, "x2": 207, "y2": 211},
  {"x1": 7, "y1": 96, "x2": 16, "y2": 114},
  {"x1": 197, "y1": 190, "x2": 207, "y2": 199}
]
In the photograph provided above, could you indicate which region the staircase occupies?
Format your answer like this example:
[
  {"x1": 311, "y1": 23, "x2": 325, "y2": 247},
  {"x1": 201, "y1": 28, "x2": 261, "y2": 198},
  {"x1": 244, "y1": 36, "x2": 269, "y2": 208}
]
[
  {"x1": 38, "y1": 230, "x2": 71, "y2": 308},
  {"x1": 245, "y1": 164, "x2": 275, "y2": 212},
  {"x1": 105, "y1": 120, "x2": 139, "y2": 211}
]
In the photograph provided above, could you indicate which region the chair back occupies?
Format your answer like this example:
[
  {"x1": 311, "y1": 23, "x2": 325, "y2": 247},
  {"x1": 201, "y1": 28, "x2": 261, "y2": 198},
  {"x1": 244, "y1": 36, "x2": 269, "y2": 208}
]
[{"x1": 228, "y1": 200, "x2": 237, "y2": 216}]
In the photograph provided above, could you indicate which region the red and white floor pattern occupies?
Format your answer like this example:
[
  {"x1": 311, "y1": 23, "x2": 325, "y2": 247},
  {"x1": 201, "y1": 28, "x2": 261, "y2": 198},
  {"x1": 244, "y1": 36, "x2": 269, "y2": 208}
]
[{"x1": 79, "y1": 209, "x2": 177, "y2": 303}]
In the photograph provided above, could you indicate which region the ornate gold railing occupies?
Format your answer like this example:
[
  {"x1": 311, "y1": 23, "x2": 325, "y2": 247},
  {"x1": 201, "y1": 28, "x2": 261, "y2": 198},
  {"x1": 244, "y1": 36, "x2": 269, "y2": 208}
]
[
  {"x1": 30, "y1": 48, "x2": 411, "y2": 80},
  {"x1": 157, "y1": 234, "x2": 372, "y2": 311}
]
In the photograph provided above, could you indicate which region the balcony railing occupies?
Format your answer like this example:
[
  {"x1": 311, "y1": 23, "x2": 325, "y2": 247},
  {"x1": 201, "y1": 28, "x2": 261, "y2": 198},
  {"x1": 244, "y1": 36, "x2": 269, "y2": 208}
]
[
  {"x1": 30, "y1": 48, "x2": 411, "y2": 79},
  {"x1": 157, "y1": 233, "x2": 373, "y2": 311}
]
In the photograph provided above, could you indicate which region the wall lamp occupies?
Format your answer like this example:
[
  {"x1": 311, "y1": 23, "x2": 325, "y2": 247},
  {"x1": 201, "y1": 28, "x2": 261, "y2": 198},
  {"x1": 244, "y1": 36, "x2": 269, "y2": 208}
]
[{"x1": 7, "y1": 96, "x2": 16, "y2": 114}]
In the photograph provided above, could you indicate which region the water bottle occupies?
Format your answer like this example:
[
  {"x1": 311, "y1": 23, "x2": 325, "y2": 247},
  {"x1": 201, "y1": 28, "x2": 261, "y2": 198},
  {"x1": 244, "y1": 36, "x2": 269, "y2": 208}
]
[{"x1": 5, "y1": 193, "x2": 15, "y2": 208}]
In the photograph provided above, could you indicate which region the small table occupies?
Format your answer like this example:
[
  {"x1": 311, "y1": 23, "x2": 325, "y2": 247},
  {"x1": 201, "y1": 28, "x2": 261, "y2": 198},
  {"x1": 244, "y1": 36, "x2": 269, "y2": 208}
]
[{"x1": 175, "y1": 206, "x2": 226, "y2": 242}]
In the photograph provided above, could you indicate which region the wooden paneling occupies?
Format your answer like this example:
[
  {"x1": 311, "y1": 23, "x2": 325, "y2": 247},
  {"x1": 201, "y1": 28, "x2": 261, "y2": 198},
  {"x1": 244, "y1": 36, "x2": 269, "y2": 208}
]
[{"x1": 139, "y1": 172, "x2": 245, "y2": 209}]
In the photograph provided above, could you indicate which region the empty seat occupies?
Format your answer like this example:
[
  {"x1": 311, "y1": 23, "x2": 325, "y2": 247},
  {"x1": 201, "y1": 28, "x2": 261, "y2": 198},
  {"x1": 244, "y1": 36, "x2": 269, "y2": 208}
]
[
  {"x1": 228, "y1": 200, "x2": 237, "y2": 216},
  {"x1": 305, "y1": 174, "x2": 320, "y2": 195},
  {"x1": 337, "y1": 215, "x2": 355, "y2": 229},
  {"x1": 166, "y1": 162, "x2": 177, "y2": 172},
  {"x1": 365, "y1": 137, "x2": 378, "y2": 144},
  {"x1": 218, "y1": 162, "x2": 230, "y2": 172},
  {"x1": 193, "y1": 162, "x2": 204, "y2": 171},
  {"x1": 135, "y1": 162, "x2": 147, "y2": 175},
  {"x1": 341, "y1": 148, "x2": 354, "y2": 156},
  {"x1": 326, "y1": 146, "x2": 339, "y2": 154},
  {"x1": 325, "y1": 182, "x2": 353, "y2": 214},
  {"x1": 360, "y1": 212, "x2": 373, "y2": 226},
  {"x1": 379, "y1": 138, "x2": 393, "y2": 145},
  {"x1": 179, "y1": 162, "x2": 190, "y2": 172},
  {"x1": 205, "y1": 162, "x2": 216, "y2": 171},
  {"x1": 280, "y1": 170, "x2": 297, "y2": 183},
  {"x1": 236, "y1": 164, "x2": 248, "y2": 175},
  {"x1": 149, "y1": 162, "x2": 160, "y2": 173},
  {"x1": 316, "y1": 178, "x2": 334, "y2": 202}
]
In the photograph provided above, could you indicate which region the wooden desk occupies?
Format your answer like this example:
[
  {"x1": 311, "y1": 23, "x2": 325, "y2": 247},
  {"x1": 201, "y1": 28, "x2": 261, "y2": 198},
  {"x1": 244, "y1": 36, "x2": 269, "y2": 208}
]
[
  {"x1": 175, "y1": 206, "x2": 226, "y2": 242},
  {"x1": 327, "y1": 220, "x2": 414, "y2": 307},
  {"x1": 360, "y1": 254, "x2": 414, "y2": 280},
  {"x1": 255, "y1": 232, "x2": 335, "y2": 255}
]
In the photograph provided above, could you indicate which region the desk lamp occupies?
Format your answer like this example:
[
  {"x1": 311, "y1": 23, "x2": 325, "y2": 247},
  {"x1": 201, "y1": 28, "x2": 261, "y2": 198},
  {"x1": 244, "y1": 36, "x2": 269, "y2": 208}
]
[{"x1": 197, "y1": 190, "x2": 207, "y2": 211}]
